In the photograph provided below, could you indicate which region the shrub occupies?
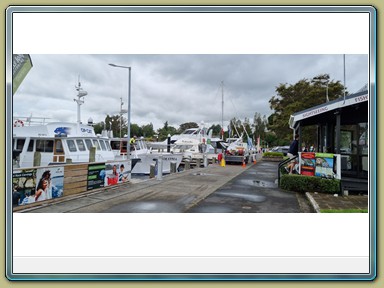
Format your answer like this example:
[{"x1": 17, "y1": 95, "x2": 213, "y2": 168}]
[
  {"x1": 280, "y1": 174, "x2": 341, "y2": 194},
  {"x1": 263, "y1": 152, "x2": 284, "y2": 158}
]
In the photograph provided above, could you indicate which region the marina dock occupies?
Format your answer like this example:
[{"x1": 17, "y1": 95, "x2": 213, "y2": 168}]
[
  {"x1": 15, "y1": 154, "x2": 367, "y2": 213},
  {"x1": 17, "y1": 159, "x2": 258, "y2": 213}
]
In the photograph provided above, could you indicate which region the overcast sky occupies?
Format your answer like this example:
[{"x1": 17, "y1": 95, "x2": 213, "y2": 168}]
[{"x1": 13, "y1": 54, "x2": 368, "y2": 130}]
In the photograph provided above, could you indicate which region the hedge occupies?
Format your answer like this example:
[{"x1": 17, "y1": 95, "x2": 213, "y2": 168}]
[
  {"x1": 280, "y1": 174, "x2": 341, "y2": 193},
  {"x1": 263, "y1": 152, "x2": 284, "y2": 158}
]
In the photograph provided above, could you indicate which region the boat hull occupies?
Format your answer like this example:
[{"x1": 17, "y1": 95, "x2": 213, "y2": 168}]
[{"x1": 131, "y1": 153, "x2": 183, "y2": 175}]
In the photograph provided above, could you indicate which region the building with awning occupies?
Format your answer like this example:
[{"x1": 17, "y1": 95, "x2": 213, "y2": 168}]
[{"x1": 289, "y1": 90, "x2": 369, "y2": 192}]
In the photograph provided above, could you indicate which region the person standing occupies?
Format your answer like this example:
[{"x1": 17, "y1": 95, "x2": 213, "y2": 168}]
[{"x1": 287, "y1": 134, "x2": 299, "y2": 174}]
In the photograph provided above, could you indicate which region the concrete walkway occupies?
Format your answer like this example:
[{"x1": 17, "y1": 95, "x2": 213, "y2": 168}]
[{"x1": 306, "y1": 192, "x2": 368, "y2": 212}]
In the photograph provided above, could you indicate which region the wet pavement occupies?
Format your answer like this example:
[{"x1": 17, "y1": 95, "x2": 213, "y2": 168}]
[{"x1": 188, "y1": 161, "x2": 301, "y2": 213}]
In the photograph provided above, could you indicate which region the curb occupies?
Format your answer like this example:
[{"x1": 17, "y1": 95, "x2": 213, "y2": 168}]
[{"x1": 305, "y1": 192, "x2": 321, "y2": 213}]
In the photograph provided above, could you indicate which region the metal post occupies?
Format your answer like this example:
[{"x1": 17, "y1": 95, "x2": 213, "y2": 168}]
[
  {"x1": 156, "y1": 155, "x2": 163, "y2": 180},
  {"x1": 109, "y1": 63, "x2": 132, "y2": 180}
]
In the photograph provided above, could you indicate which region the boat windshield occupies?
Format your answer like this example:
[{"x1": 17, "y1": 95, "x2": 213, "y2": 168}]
[
  {"x1": 135, "y1": 139, "x2": 148, "y2": 150},
  {"x1": 182, "y1": 129, "x2": 199, "y2": 135}
]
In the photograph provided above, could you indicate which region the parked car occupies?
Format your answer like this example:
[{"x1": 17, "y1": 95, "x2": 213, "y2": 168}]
[{"x1": 271, "y1": 146, "x2": 290, "y2": 156}]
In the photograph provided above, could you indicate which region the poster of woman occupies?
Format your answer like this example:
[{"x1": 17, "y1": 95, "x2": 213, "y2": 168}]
[{"x1": 35, "y1": 167, "x2": 64, "y2": 202}]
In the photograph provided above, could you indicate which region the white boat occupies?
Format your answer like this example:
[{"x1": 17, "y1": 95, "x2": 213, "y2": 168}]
[
  {"x1": 11, "y1": 79, "x2": 142, "y2": 169},
  {"x1": 172, "y1": 138, "x2": 218, "y2": 160},
  {"x1": 222, "y1": 135, "x2": 255, "y2": 164},
  {"x1": 148, "y1": 125, "x2": 224, "y2": 153},
  {"x1": 110, "y1": 137, "x2": 183, "y2": 175},
  {"x1": 12, "y1": 121, "x2": 118, "y2": 168}
]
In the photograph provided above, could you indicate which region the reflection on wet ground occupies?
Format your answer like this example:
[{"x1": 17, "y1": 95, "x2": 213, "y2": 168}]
[
  {"x1": 215, "y1": 191, "x2": 267, "y2": 202},
  {"x1": 103, "y1": 200, "x2": 183, "y2": 213},
  {"x1": 188, "y1": 161, "x2": 301, "y2": 213}
]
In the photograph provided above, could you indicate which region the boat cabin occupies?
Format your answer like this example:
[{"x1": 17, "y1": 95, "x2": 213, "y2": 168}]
[{"x1": 12, "y1": 122, "x2": 115, "y2": 168}]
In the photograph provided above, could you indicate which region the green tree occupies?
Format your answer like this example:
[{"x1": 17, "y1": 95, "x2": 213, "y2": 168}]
[
  {"x1": 252, "y1": 112, "x2": 268, "y2": 141},
  {"x1": 130, "y1": 123, "x2": 141, "y2": 138},
  {"x1": 208, "y1": 124, "x2": 222, "y2": 137},
  {"x1": 141, "y1": 123, "x2": 155, "y2": 138},
  {"x1": 178, "y1": 122, "x2": 199, "y2": 133},
  {"x1": 103, "y1": 114, "x2": 126, "y2": 138},
  {"x1": 157, "y1": 121, "x2": 177, "y2": 141},
  {"x1": 268, "y1": 74, "x2": 346, "y2": 144}
]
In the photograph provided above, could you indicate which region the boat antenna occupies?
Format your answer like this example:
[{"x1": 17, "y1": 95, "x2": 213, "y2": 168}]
[{"x1": 74, "y1": 75, "x2": 88, "y2": 124}]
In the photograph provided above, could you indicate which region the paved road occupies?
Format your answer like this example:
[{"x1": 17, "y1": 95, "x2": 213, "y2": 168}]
[{"x1": 188, "y1": 161, "x2": 303, "y2": 213}]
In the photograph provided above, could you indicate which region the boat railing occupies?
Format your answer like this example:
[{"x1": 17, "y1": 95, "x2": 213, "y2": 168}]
[{"x1": 12, "y1": 117, "x2": 54, "y2": 126}]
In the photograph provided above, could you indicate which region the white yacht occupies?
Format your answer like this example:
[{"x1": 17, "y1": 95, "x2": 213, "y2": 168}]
[{"x1": 110, "y1": 137, "x2": 183, "y2": 175}]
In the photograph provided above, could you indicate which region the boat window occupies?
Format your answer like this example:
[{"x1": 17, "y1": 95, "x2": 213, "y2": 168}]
[
  {"x1": 85, "y1": 139, "x2": 93, "y2": 150},
  {"x1": 27, "y1": 139, "x2": 34, "y2": 151},
  {"x1": 93, "y1": 139, "x2": 101, "y2": 150},
  {"x1": 15, "y1": 139, "x2": 26, "y2": 151},
  {"x1": 76, "y1": 139, "x2": 86, "y2": 151},
  {"x1": 105, "y1": 140, "x2": 112, "y2": 151},
  {"x1": 54, "y1": 139, "x2": 64, "y2": 153},
  {"x1": 66, "y1": 140, "x2": 77, "y2": 152},
  {"x1": 36, "y1": 140, "x2": 54, "y2": 152},
  {"x1": 110, "y1": 141, "x2": 120, "y2": 150},
  {"x1": 99, "y1": 140, "x2": 107, "y2": 151}
]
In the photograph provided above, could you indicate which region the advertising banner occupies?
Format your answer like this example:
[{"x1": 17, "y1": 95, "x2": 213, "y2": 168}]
[
  {"x1": 300, "y1": 152, "x2": 316, "y2": 176},
  {"x1": 13, "y1": 54, "x2": 33, "y2": 94},
  {"x1": 35, "y1": 167, "x2": 64, "y2": 201},
  {"x1": 315, "y1": 153, "x2": 335, "y2": 179},
  {"x1": 87, "y1": 163, "x2": 106, "y2": 190},
  {"x1": 13, "y1": 166, "x2": 64, "y2": 207},
  {"x1": 104, "y1": 161, "x2": 130, "y2": 187},
  {"x1": 12, "y1": 169, "x2": 37, "y2": 207}
]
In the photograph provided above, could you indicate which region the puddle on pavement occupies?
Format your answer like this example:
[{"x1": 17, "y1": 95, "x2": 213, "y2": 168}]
[
  {"x1": 104, "y1": 200, "x2": 182, "y2": 213},
  {"x1": 239, "y1": 179, "x2": 277, "y2": 188},
  {"x1": 215, "y1": 191, "x2": 266, "y2": 203}
]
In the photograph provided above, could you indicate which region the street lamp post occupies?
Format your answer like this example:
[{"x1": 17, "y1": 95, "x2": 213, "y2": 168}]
[{"x1": 109, "y1": 63, "x2": 132, "y2": 178}]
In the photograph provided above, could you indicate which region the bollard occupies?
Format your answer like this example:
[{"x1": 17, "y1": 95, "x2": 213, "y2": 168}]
[
  {"x1": 170, "y1": 161, "x2": 177, "y2": 174},
  {"x1": 196, "y1": 158, "x2": 202, "y2": 168},
  {"x1": 167, "y1": 134, "x2": 171, "y2": 153},
  {"x1": 185, "y1": 159, "x2": 191, "y2": 170},
  {"x1": 150, "y1": 163, "x2": 156, "y2": 178},
  {"x1": 156, "y1": 155, "x2": 163, "y2": 180},
  {"x1": 203, "y1": 154, "x2": 208, "y2": 167},
  {"x1": 33, "y1": 152, "x2": 41, "y2": 167}
]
